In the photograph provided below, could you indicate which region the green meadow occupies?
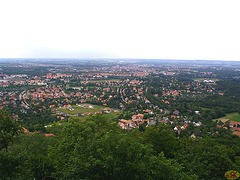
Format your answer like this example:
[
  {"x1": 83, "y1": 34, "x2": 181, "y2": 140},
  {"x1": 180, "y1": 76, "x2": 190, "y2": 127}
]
[
  {"x1": 214, "y1": 112, "x2": 240, "y2": 123},
  {"x1": 54, "y1": 104, "x2": 107, "y2": 115}
]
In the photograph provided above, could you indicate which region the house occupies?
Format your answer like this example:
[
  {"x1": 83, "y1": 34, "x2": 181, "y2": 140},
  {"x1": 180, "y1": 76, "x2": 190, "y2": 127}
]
[
  {"x1": 193, "y1": 121, "x2": 202, "y2": 126},
  {"x1": 165, "y1": 100, "x2": 170, "y2": 104},
  {"x1": 233, "y1": 131, "x2": 240, "y2": 137},
  {"x1": 49, "y1": 105, "x2": 55, "y2": 108},
  {"x1": 232, "y1": 127, "x2": 240, "y2": 131},
  {"x1": 181, "y1": 123, "x2": 188, "y2": 130},
  {"x1": 131, "y1": 114, "x2": 149, "y2": 128},
  {"x1": 229, "y1": 121, "x2": 240, "y2": 128},
  {"x1": 144, "y1": 109, "x2": 154, "y2": 114},
  {"x1": 118, "y1": 119, "x2": 134, "y2": 130},
  {"x1": 174, "y1": 126, "x2": 180, "y2": 131},
  {"x1": 12, "y1": 115, "x2": 19, "y2": 119},
  {"x1": 132, "y1": 114, "x2": 144, "y2": 122}
]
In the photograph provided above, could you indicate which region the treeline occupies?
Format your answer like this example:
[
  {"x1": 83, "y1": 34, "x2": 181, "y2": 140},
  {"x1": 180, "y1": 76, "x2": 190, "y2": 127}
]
[
  {"x1": 216, "y1": 79, "x2": 240, "y2": 98},
  {"x1": 1, "y1": 67, "x2": 50, "y2": 76},
  {"x1": 199, "y1": 79, "x2": 240, "y2": 113},
  {"x1": 1, "y1": 113, "x2": 240, "y2": 179},
  {"x1": 8, "y1": 105, "x2": 57, "y2": 132}
]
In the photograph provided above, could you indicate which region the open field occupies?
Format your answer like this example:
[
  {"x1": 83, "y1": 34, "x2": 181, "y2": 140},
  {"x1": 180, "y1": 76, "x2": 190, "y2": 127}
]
[
  {"x1": 54, "y1": 104, "x2": 108, "y2": 115},
  {"x1": 213, "y1": 112, "x2": 240, "y2": 123},
  {"x1": 54, "y1": 103, "x2": 122, "y2": 121},
  {"x1": 68, "y1": 111, "x2": 121, "y2": 122},
  {"x1": 103, "y1": 111, "x2": 122, "y2": 120}
]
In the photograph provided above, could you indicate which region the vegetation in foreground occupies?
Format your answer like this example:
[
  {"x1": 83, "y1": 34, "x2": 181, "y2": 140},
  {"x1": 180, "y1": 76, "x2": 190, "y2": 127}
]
[{"x1": 1, "y1": 112, "x2": 240, "y2": 180}]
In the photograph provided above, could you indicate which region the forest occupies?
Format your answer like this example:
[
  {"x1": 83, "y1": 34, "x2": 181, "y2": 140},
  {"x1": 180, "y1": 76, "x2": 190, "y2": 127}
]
[{"x1": 1, "y1": 111, "x2": 240, "y2": 180}]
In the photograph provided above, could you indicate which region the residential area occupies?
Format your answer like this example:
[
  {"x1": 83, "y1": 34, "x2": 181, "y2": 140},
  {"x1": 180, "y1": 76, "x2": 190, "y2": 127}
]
[{"x1": 0, "y1": 60, "x2": 239, "y2": 138}]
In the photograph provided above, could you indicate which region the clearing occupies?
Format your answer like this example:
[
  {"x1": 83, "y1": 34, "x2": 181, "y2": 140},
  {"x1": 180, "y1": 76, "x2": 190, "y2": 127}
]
[
  {"x1": 54, "y1": 104, "x2": 114, "y2": 115},
  {"x1": 68, "y1": 111, "x2": 122, "y2": 121},
  {"x1": 213, "y1": 112, "x2": 240, "y2": 123}
]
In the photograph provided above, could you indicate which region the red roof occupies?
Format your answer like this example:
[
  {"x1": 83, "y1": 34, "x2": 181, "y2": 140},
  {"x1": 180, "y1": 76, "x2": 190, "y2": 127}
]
[
  {"x1": 233, "y1": 131, "x2": 240, "y2": 136},
  {"x1": 182, "y1": 123, "x2": 188, "y2": 129},
  {"x1": 230, "y1": 121, "x2": 240, "y2": 126},
  {"x1": 232, "y1": 127, "x2": 240, "y2": 131},
  {"x1": 12, "y1": 115, "x2": 19, "y2": 118}
]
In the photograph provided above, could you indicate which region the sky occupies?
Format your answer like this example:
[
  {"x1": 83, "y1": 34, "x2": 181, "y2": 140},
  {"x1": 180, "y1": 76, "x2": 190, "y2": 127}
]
[{"x1": 0, "y1": 0, "x2": 240, "y2": 60}]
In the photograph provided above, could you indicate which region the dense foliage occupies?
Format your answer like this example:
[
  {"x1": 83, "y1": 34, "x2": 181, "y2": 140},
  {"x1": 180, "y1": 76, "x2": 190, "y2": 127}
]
[{"x1": 1, "y1": 114, "x2": 239, "y2": 179}]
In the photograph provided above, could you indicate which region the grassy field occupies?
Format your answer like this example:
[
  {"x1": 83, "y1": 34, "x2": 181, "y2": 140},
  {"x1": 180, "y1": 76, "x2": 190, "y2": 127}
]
[
  {"x1": 54, "y1": 103, "x2": 122, "y2": 122},
  {"x1": 55, "y1": 104, "x2": 111, "y2": 115},
  {"x1": 214, "y1": 112, "x2": 240, "y2": 123},
  {"x1": 103, "y1": 111, "x2": 122, "y2": 120},
  {"x1": 68, "y1": 111, "x2": 121, "y2": 122}
]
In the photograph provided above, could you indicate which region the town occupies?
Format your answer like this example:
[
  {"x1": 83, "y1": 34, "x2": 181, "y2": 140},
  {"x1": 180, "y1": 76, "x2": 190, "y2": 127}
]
[{"x1": 0, "y1": 59, "x2": 240, "y2": 137}]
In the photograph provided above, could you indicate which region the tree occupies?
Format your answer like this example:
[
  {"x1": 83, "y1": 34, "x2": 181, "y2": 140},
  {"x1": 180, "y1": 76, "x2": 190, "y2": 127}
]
[
  {"x1": 0, "y1": 133, "x2": 57, "y2": 179},
  {"x1": 49, "y1": 115, "x2": 197, "y2": 179},
  {"x1": 176, "y1": 137, "x2": 235, "y2": 179},
  {"x1": 0, "y1": 110, "x2": 20, "y2": 152},
  {"x1": 143, "y1": 125, "x2": 179, "y2": 158}
]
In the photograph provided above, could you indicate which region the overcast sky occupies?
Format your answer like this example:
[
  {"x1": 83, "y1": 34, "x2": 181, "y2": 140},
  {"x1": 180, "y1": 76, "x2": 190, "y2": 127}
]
[{"x1": 0, "y1": 0, "x2": 240, "y2": 60}]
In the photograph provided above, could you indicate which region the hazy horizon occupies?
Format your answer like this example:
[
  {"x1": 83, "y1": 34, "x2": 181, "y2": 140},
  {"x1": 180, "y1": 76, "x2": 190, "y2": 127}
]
[{"x1": 0, "y1": 58, "x2": 240, "y2": 62}]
